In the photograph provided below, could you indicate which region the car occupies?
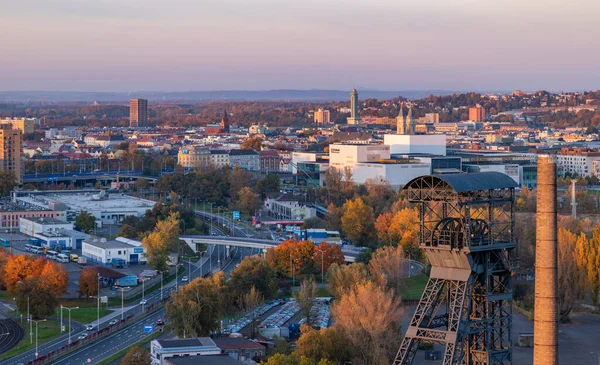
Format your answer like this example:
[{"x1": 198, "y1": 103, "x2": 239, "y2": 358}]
[
  {"x1": 109, "y1": 319, "x2": 119, "y2": 326},
  {"x1": 140, "y1": 299, "x2": 148, "y2": 305},
  {"x1": 78, "y1": 333, "x2": 88, "y2": 340},
  {"x1": 155, "y1": 319, "x2": 164, "y2": 326},
  {"x1": 181, "y1": 276, "x2": 188, "y2": 282},
  {"x1": 85, "y1": 324, "x2": 95, "y2": 331}
]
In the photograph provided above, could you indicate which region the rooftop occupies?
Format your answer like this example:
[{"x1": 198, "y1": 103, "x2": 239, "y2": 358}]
[
  {"x1": 213, "y1": 338, "x2": 265, "y2": 350},
  {"x1": 14, "y1": 190, "x2": 156, "y2": 212},
  {"x1": 21, "y1": 217, "x2": 70, "y2": 225},
  {"x1": 166, "y1": 355, "x2": 244, "y2": 365},
  {"x1": 83, "y1": 238, "x2": 132, "y2": 250},
  {"x1": 157, "y1": 337, "x2": 217, "y2": 349}
]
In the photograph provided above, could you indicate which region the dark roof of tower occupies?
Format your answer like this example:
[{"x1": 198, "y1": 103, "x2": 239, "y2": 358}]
[{"x1": 403, "y1": 172, "x2": 518, "y2": 194}]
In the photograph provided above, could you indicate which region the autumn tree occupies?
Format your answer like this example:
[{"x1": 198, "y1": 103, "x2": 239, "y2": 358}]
[
  {"x1": 312, "y1": 242, "x2": 344, "y2": 281},
  {"x1": 228, "y1": 256, "x2": 278, "y2": 302},
  {"x1": 340, "y1": 198, "x2": 375, "y2": 246},
  {"x1": 364, "y1": 179, "x2": 396, "y2": 215},
  {"x1": 236, "y1": 187, "x2": 261, "y2": 215},
  {"x1": 575, "y1": 227, "x2": 600, "y2": 305},
  {"x1": 166, "y1": 272, "x2": 227, "y2": 337},
  {"x1": 242, "y1": 286, "x2": 264, "y2": 338},
  {"x1": 39, "y1": 259, "x2": 69, "y2": 296},
  {"x1": 240, "y1": 137, "x2": 263, "y2": 151},
  {"x1": 296, "y1": 278, "x2": 316, "y2": 321},
  {"x1": 121, "y1": 346, "x2": 151, "y2": 365},
  {"x1": 557, "y1": 229, "x2": 585, "y2": 321},
  {"x1": 324, "y1": 203, "x2": 343, "y2": 233},
  {"x1": 75, "y1": 211, "x2": 96, "y2": 233},
  {"x1": 332, "y1": 281, "x2": 404, "y2": 365},
  {"x1": 296, "y1": 325, "x2": 352, "y2": 364},
  {"x1": 118, "y1": 224, "x2": 138, "y2": 239},
  {"x1": 0, "y1": 171, "x2": 17, "y2": 197},
  {"x1": 2, "y1": 254, "x2": 42, "y2": 292},
  {"x1": 78, "y1": 268, "x2": 99, "y2": 298},
  {"x1": 15, "y1": 277, "x2": 59, "y2": 318},
  {"x1": 368, "y1": 245, "x2": 406, "y2": 295},
  {"x1": 326, "y1": 263, "x2": 370, "y2": 299},
  {"x1": 262, "y1": 353, "x2": 334, "y2": 365},
  {"x1": 274, "y1": 240, "x2": 316, "y2": 277},
  {"x1": 142, "y1": 212, "x2": 182, "y2": 272},
  {"x1": 375, "y1": 208, "x2": 420, "y2": 256}
]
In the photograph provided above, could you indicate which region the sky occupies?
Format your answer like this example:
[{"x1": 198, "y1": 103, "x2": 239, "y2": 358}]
[{"x1": 1, "y1": 0, "x2": 599, "y2": 92}]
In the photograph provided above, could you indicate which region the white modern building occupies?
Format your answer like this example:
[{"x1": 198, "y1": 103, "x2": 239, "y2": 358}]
[
  {"x1": 81, "y1": 237, "x2": 146, "y2": 265},
  {"x1": 228, "y1": 150, "x2": 260, "y2": 171},
  {"x1": 150, "y1": 338, "x2": 222, "y2": 365},
  {"x1": 383, "y1": 134, "x2": 447, "y2": 156},
  {"x1": 555, "y1": 148, "x2": 600, "y2": 177},
  {"x1": 19, "y1": 216, "x2": 89, "y2": 249},
  {"x1": 352, "y1": 161, "x2": 431, "y2": 189},
  {"x1": 329, "y1": 144, "x2": 390, "y2": 169}
]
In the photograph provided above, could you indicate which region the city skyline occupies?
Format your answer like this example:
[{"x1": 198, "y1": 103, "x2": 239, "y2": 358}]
[{"x1": 2, "y1": 0, "x2": 600, "y2": 92}]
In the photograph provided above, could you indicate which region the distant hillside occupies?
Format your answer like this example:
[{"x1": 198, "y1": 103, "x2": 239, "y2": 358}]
[{"x1": 0, "y1": 89, "x2": 458, "y2": 103}]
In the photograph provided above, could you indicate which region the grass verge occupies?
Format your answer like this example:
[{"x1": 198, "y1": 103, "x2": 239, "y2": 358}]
[
  {"x1": 400, "y1": 274, "x2": 428, "y2": 301},
  {"x1": 95, "y1": 331, "x2": 161, "y2": 365},
  {"x1": 0, "y1": 320, "x2": 67, "y2": 360},
  {"x1": 64, "y1": 307, "x2": 113, "y2": 324}
]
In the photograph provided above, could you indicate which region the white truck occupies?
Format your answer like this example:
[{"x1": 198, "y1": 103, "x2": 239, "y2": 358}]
[{"x1": 78, "y1": 257, "x2": 88, "y2": 265}]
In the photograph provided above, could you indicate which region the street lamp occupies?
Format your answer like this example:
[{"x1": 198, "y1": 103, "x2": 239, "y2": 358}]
[
  {"x1": 116, "y1": 287, "x2": 129, "y2": 320},
  {"x1": 61, "y1": 305, "x2": 78, "y2": 344},
  {"x1": 29, "y1": 318, "x2": 46, "y2": 358},
  {"x1": 317, "y1": 248, "x2": 326, "y2": 283}
]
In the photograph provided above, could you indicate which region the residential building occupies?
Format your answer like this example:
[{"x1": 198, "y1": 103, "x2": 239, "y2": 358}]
[
  {"x1": 469, "y1": 105, "x2": 486, "y2": 122},
  {"x1": 213, "y1": 338, "x2": 266, "y2": 362},
  {"x1": 314, "y1": 109, "x2": 331, "y2": 124},
  {"x1": 130, "y1": 98, "x2": 148, "y2": 128},
  {"x1": 228, "y1": 150, "x2": 260, "y2": 171},
  {"x1": 264, "y1": 195, "x2": 316, "y2": 220},
  {"x1": 150, "y1": 338, "x2": 222, "y2": 365},
  {"x1": 555, "y1": 148, "x2": 600, "y2": 177},
  {"x1": 0, "y1": 209, "x2": 66, "y2": 229},
  {"x1": 210, "y1": 150, "x2": 230, "y2": 168},
  {"x1": 424, "y1": 113, "x2": 440, "y2": 123},
  {"x1": 259, "y1": 150, "x2": 280, "y2": 171},
  {"x1": 178, "y1": 146, "x2": 211, "y2": 169},
  {"x1": 346, "y1": 89, "x2": 361, "y2": 125},
  {"x1": 0, "y1": 118, "x2": 36, "y2": 134},
  {"x1": 0, "y1": 124, "x2": 23, "y2": 183}
]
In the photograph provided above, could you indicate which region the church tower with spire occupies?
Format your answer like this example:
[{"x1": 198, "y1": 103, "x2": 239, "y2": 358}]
[
  {"x1": 220, "y1": 109, "x2": 230, "y2": 133},
  {"x1": 396, "y1": 103, "x2": 407, "y2": 134},
  {"x1": 407, "y1": 105, "x2": 416, "y2": 135}
]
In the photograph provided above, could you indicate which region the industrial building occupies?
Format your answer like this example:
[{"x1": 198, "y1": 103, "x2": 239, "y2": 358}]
[
  {"x1": 151, "y1": 338, "x2": 222, "y2": 365},
  {"x1": 81, "y1": 237, "x2": 146, "y2": 265},
  {"x1": 12, "y1": 190, "x2": 156, "y2": 225},
  {"x1": 19, "y1": 216, "x2": 88, "y2": 249}
]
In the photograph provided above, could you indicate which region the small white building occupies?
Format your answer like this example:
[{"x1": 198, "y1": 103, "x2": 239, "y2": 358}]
[
  {"x1": 19, "y1": 216, "x2": 90, "y2": 249},
  {"x1": 383, "y1": 134, "x2": 447, "y2": 156},
  {"x1": 150, "y1": 338, "x2": 222, "y2": 365},
  {"x1": 82, "y1": 237, "x2": 147, "y2": 265},
  {"x1": 20, "y1": 216, "x2": 73, "y2": 236}
]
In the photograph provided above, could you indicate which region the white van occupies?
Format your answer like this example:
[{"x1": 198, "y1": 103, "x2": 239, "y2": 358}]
[
  {"x1": 56, "y1": 253, "x2": 69, "y2": 263},
  {"x1": 46, "y1": 250, "x2": 58, "y2": 260}
]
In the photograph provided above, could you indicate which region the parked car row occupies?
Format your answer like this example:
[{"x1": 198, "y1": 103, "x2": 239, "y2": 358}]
[
  {"x1": 309, "y1": 300, "x2": 330, "y2": 329},
  {"x1": 259, "y1": 299, "x2": 300, "y2": 328},
  {"x1": 224, "y1": 300, "x2": 282, "y2": 334}
]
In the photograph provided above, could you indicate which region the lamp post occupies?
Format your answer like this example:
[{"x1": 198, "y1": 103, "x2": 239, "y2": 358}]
[
  {"x1": 160, "y1": 271, "x2": 163, "y2": 301},
  {"x1": 61, "y1": 305, "x2": 78, "y2": 344},
  {"x1": 97, "y1": 273, "x2": 100, "y2": 330},
  {"x1": 317, "y1": 248, "x2": 326, "y2": 283},
  {"x1": 28, "y1": 318, "x2": 46, "y2": 358},
  {"x1": 116, "y1": 287, "x2": 128, "y2": 320}
]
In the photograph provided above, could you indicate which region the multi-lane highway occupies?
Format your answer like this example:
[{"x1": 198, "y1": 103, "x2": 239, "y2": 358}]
[{"x1": 0, "y1": 218, "x2": 257, "y2": 365}]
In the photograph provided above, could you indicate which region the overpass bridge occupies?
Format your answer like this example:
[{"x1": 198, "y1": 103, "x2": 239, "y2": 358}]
[
  {"x1": 22, "y1": 170, "x2": 162, "y2": 184},
  {"x1": 180, "y1": 235, "x2": 359, "y2": 263}
]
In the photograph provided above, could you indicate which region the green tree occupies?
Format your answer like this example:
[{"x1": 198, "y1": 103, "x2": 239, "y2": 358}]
[
  {"x1": 256, "y1": 174, "x2": 281, "y2": 197},
  {"x1": 0, "y1": 171, "x2": 17, "y2": 197},
  {"x1": 237, "y1": 187, "x2": 261, "y2": 215},
  {"x1": 121, "y1": 346, "x2": 151, "y2": 365},
  {"x1": 75, "y1": 211, "x2": 96, "y2": 233},
  {"x1": 15, "y1": 277, "x2": 59, "y2": 319},
  {"x1": 142, "y1": 212, "x2": 182, "y2": 272},
  {"x1": 296, "y1": 325, "x2": 352, "y2": 364},
  {"x1": 118, "y1": 224, "x2": 138, "y2": 239}
]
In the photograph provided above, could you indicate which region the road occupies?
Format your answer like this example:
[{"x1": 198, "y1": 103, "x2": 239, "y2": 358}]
[
  {"x1": 0, "y1": 318, "x2": 23, "y2": 355},
  {"x1": 1, "y1": 217, "x2": 256, "y2": 365}
]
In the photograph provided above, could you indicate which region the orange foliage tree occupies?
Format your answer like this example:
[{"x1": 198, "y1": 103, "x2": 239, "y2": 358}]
[
  {"x1": 313, "y1": 242, "x2": 345, "y2": 278},
  {"x1": 274, "y1": 239, "x2": 316, "y2": 276},
  {"x1": 79, "y1": 267, "x2": 99, "y2": 298}
]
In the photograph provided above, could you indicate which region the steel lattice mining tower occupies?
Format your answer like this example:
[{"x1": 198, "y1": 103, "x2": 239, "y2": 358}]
[
  {"x1": 533, "y1": 156, "x2": 558, "y2": 365},
  {"x1": 393, "y1": 172, "x2": 518, "y2": 365}
]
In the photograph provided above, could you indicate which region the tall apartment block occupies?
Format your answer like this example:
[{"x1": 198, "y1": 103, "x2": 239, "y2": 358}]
[
  {"x1": 314, "y1": 109, "x2": 331, "y2": 124},
  {"x1": 347, "y1": 89, "x2": 361, "y2": 125},
  {"x1": 469, "y1": 105, "x2": 486, "y2": 122},
  {"x1": 129, "y1": 98, "x2": 148, "y2": 128},
  {"x1": 0, "y1": 125, "x2": 23, "y2": 183}
]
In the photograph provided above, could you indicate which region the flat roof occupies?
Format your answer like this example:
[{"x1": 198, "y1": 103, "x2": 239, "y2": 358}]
[
  {"x1": 21, "y1": 217, "x2": 69, "y2": 225},
  {"x1": 15, "y1": 191, "x2": 155, "y2": 212},
  {"x1": 83, "y1": 238, "x2": 132, "y2": 250},
  {"x1": 166, "y1": 355, "x2": 242, "y2": 365},
  {"x1": 157, "y1": 337, "x2": 217, "y2": 349}
]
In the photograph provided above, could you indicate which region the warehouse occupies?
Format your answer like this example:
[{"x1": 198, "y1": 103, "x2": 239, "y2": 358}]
[{"x1": 81, "y1": 237, "x2": 147, "y2": 265}]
